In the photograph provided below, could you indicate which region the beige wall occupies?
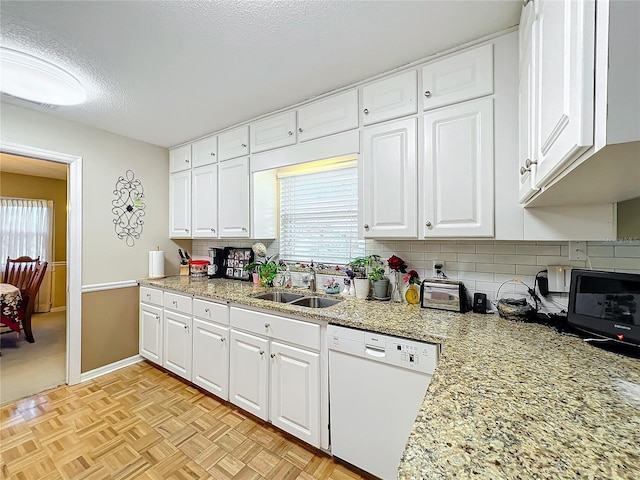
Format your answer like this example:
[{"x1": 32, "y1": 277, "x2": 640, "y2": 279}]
[
  {"x1": 81, "y1": 287, "x2": 138, "y2": 372},
  {"x1": 0, "y1": 102, "x2": 189, "y2": 371},
  {"x1": 0, "y1": 171, "x2": 67, "y2": 262}
]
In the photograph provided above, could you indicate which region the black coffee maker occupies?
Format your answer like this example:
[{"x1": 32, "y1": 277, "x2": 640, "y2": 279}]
[{"x1": 207, "y1": 247, "x2": 224, "y2": 278}]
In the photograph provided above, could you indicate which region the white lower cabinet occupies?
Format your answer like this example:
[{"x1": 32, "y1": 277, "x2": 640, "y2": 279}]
[
  {"x1": 229, "y1": 329, "x2": 270, "y2": 420},
  {"x1": 270, "y1": 341, "x2": 320, "y2": 447},
  {"x1": 163, "y1": 310, "x2": 192, "y2": 380},
  {"x1": 229, "y1": 307, "x2": 323, "y2": 448},
  {"x1": 193, "y1": 319, "x2": 229, "y2": 400},
  {"x1": 139, "y1": 303, "x2": 163, "y2": 365}
]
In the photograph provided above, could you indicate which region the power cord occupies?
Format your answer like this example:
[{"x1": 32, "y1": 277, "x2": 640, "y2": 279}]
[
  {"x1": 494, "y1": 278, "x2": 541, "y2": 311},
  {"x1": 575, "y1": 248, "x2": 593, "y2": 270}
]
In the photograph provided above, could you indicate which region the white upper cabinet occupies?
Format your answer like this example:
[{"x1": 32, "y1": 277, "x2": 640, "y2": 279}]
[
  {"x1": 250, "y1": 111, "x2": 297, "y2": 154},
  {"x1": 192, "y1": 164, "x2": 218, "y2": 238},
  {"x1": 218, "y1": 157, "x2": 250, "y2": 238},
  {"x1": 219, "y1": 125, "x2": 250, "y2": 161},
  {"x1": 422, "y1": 98, "x2": 494, "y2": 237},
  {"x1": 297, "y1": 90, "x2": 359, "y2": 142},
  {"x1": 169, "y1": 170, "x2": 191, "y2": 238},
  {"x1": 362, "y1": 117, "x2": 417, "y2": 238},
  {"x1": 533, "y1": 0, "x2": 595, "y2": 187},
  {"x1": 169, "y1": 144, "x2": 191, "y2": 173},
  {"x1": 421, "y1": 44, "x2": 493, "y2": 111},
  {"x1": 192, "y1": 135, "x2": 218, "y2": 168},
  {"x1": 518, "y1": 0, "x2": 540, "y2": 204},
  {"x1": 361, "y1": 70, "x2": 417, "y2": 126}
]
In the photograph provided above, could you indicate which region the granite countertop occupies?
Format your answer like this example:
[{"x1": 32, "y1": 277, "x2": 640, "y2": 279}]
[{"x1": 139, "y1": 276, "x2": 640, "y2": 479}]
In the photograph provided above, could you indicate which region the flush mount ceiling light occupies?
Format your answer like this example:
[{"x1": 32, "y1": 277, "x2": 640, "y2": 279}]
[{"x1": 0, "y1": 47, "x2": 86, "y2": 105}]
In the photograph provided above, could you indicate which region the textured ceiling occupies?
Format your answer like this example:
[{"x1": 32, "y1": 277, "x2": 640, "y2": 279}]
[{"x1": 0, "y1": 1, "x2": 521, "y2": 148}]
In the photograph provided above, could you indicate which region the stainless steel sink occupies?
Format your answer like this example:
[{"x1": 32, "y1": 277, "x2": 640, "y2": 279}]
[
  {"x1": 252, "y1": 292, "x2": 306, "y2": 303},
  {"x1": 289, "y1": 296, "x2": 343, "y2": 308}
]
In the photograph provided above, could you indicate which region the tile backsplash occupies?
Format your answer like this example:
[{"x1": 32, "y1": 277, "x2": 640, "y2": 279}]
[{"x1": 193, "y1": 238, "x2": 640, "y2": 313}]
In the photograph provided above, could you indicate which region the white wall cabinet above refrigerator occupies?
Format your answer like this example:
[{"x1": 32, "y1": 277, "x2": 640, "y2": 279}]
[{"x1": 191, "y1": 135, "x2": 218, "y2": 168}]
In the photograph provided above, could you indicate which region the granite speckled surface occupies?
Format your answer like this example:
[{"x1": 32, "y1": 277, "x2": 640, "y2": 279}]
[{"x1": 139, "y1": 277, "x2": 640, "y2": 479}]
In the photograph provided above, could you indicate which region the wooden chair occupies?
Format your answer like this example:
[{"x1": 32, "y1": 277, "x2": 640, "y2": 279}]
[
  {"x1": 3, "y1": 256, "x2": 41, "y2": 292},
  {"x1": 16, "y1": 261, "x2": 48, "y2": 343}
]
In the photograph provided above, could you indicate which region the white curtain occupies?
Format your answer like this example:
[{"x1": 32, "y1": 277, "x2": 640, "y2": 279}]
[{"x1": 1, "y1": 197, "x2": 54, "y2": 312}]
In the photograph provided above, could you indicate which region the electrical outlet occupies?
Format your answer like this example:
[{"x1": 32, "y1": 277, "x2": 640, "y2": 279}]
[
  {"x1": 432, "y1": 260, "x2": 444, "y2": 278},
  {"x1": 569, "y1": 241, "x2": 587, "y2": 261}
]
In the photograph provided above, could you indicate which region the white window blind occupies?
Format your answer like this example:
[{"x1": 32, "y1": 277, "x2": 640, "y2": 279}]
[{"x1": 279, "y1": 163, "x2": 364, "y2": 265}]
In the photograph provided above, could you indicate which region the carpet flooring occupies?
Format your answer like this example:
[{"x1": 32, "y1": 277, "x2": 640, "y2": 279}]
[{"x1": 0, "y1": 310, "x2": 66, "y2": 405}]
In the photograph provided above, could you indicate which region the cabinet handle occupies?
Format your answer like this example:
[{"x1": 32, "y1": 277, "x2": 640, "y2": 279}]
[
  {"x1": 424, "y1": 91, "x2": 432, "y2": 98},
  {"x1": 184, "y1": 325, "x2": 189, "y2": 333},
  {"x1": 241, "y1": 227, "x2": 247, "y2": 232},
  {"x1": 172, "y1": 300, "x2": 177, "y2": 305},
  {"x1": 288, "y1": 130, "x2": 293, "y2": 136},
  {"x1": 210, "y1": 228, "x2": 215, "y2": 232},
  {"x1": 523, "y1": 0, "x2": 533, "y2": 6},
  {"x1": 220, "y1": 337, "x2": 225, "y2": 343},
  {"x1": 426, "y1": 221, "x2": 432, "y2": 228},
  {"x1": 520, "y1": 166, "x2": 529, "y2": 175},
  {"x1": 210, "y1": 152, "x2": 215, "y2": 156},
  {"x1": 185, "y1": 159, "x2": 190, "y2": 163},
  {"x1": 259, "y1": 350, "x2": 265, "y2": 356},
  {"x1": 155, "y1": 315, "x2": 160, "y2": 320},
  {"x1": 270, "y1": 353, "x2": 276, "y2": 359},
  {"x1": 147, "y1": 293, "x2": 151, "y2": 299},
  {"x1": 363, "y1": 108, "x2": 369, "y2": 115},
  {"x1": 363, "y1": 224, "x2": 370, "y2": 230},
  {"x1": 204, "y1": 308, "x2": 210, "y2": 313},
  {"x1": 241, "y1": 143, "x2": 247, "y2": 148},
  {"x1": 525, "y1": 158, "x2": 537, "y2": 169},
  {"x1": 264, "y1": 323, "x2": 270, "y2": 328},
  {"x1": 184, "y1": 229, "x2": 189, "y2": 232},
  {"x1": 298, "y1": 127, "x2": 303, "y2": 133}
]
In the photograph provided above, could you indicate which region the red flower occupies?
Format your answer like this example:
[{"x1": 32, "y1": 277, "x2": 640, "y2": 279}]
[
  {"x1": 403, "y1": 270, "x2": 420, "y2": 284},
  {"x1": 387, "y1": 255, "x2": 407, "y2": 273}
]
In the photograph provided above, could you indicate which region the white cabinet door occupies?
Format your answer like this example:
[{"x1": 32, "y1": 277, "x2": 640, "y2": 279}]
[
  {"x1": 192, "y1": 136, "x2": 218, "y2": 168},
  {"x1": 192, "y1": 164, "x2": 218, "y2": 238},
  {"x1": 169, "y1": 170, "x2": 191, "y2": 238},
  {"x1": 269, "y1": 341, "x2": 320, "y2": 448},
  {"x1": 362, "y1": 117, "x2": 417, "y2": 238},
  {"x1": 361, "y1": 70, "x2": 417, "y2": 126},
  {"x1": 534, "y1": 0, "x2": 595, "y2": 187},
  {"x1": 218, "y1": 125, "x2": 250, "y2": 161},
  {"x1": 218, "y1": 157, "x2": 250, "y2": 238},
  {"x1": 163, "y1": 310, "x2": 192, "y2": 380},
  {"x1": 250, "y1": 111, "x2": 296, "y2": 154},
  {"x1": 297, "y1": 90, "x2": 358, "y2": 142},
  {"x1": 229, "y1": 329, "x2": 269, "y2": 420},
  {"x1": 518, "y1": 2, "x2": 540, "y2": 203},
  {"x1": 139, "y1": 303, "x2": 163, "y2": 365},
  {"x1": 170, "y1": 144, "x2": 191, "y2": 173},
  {"x1": 422, "y1": 98, "x2": 494, "y2": 237},
  {"x1": 421, "y1": 44, "x2": 493, "y2": 111},
  {"x1": 192, "y1": 319, "x2": 229, "y2": 400}
]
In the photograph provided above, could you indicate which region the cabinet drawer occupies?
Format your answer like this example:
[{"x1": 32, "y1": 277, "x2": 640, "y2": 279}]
[
  {"x1": 193, "y1": 298, "x2": 229, "y2": 325},
  {"x1": 421, "y1": 43, "x2": 493, "y2": 111},
  {"x1": 140, "y1": 286, "x2": 163, "y2": 306},
  {"x1": 164, "y1": 292, "x2": 192, "y2": 314},
  {"x1": 230, "y1": 307, "x2": 320, "y2": 351}
]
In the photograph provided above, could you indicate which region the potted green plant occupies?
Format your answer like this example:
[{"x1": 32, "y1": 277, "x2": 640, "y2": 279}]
[
  {"x1": 348, "y1": 255, "x2": 383, "y2": 299},
  {"x1": 368, "y1": 257, "x2": 389, "y2": 300},
  {"x1": 258, "y1": 260, "x2": 282, "y2": 287}
]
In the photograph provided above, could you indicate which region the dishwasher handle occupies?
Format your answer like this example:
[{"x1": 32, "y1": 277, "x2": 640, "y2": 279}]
[{"x1": 364, "y1": 345, "x2": 386, "y2": 361}]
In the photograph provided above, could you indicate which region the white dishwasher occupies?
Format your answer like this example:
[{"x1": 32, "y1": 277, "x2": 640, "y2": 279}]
[{"x1": 328, "y1": 325, "x2": 439, "y2": 480}]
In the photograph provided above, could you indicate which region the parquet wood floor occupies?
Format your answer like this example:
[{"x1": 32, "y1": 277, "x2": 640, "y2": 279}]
[{"x1": 0, "y1": 361, "x2": 367, "y2": 480}]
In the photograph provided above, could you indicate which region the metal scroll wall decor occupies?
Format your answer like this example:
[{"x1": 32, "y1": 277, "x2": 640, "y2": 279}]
[{"x1": 112, "y1": 170, "x2": 146, "y2": 247}]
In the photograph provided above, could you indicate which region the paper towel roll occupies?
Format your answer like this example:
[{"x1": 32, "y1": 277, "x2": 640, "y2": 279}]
[{"x1": 149, "y1": 250, "x2": 165, "y2": 278}]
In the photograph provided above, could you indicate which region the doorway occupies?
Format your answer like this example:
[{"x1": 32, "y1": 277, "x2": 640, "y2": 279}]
[{"x1": 0, "y1": 141, "x2": 82, "y2": 398}]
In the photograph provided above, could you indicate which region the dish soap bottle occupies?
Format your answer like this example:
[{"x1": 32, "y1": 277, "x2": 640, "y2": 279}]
[{"x1": 405, "y1": 283, "x2": 420, "y2": 304}]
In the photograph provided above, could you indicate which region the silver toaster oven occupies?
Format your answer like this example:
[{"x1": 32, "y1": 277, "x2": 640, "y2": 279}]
[{"x1": 420, "y1": 279, "x2": 469, "y2": 313}]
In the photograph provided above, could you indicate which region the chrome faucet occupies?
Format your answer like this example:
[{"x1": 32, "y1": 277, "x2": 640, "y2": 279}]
[{"x1": 309, "y1": 261, "x2": 316, "y2": 292}]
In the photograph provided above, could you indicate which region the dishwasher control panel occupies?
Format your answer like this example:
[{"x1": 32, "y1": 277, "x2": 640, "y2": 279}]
[{"x1": 329, "y1": 326, "x2": 439, "y2": 374}]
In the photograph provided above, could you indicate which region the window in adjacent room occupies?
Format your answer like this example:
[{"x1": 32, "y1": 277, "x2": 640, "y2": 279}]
[{"x1": 279, "y1": 155, "x2": 364, "y2": 265}]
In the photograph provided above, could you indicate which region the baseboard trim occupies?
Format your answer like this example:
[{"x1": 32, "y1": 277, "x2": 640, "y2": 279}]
[
  {"x1": 80, "y1": 355, "x2": 144, "y2": 383},
  {"x1": 82, "y1": 280, "x2": 138, "y2": 293},
  {"x1": 50, "y1": 306, "x2": 67, "y2": 313}
]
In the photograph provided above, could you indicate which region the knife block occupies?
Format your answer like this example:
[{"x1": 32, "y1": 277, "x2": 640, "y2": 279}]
[{"x1": 179, "y1": 264, "x2": 190, "y2": 276}]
